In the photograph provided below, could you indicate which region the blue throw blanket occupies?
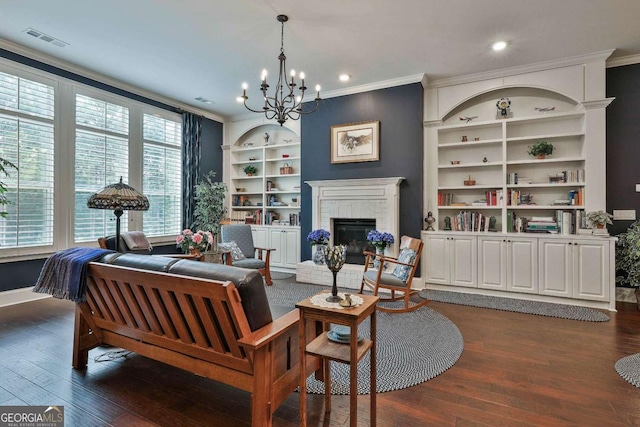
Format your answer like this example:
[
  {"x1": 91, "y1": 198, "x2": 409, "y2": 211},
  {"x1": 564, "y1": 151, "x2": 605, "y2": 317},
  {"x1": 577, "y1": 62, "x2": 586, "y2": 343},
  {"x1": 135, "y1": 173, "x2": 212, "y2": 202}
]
[{"x1": 32, "y1": 247, "x2": 114, "y2": 303}]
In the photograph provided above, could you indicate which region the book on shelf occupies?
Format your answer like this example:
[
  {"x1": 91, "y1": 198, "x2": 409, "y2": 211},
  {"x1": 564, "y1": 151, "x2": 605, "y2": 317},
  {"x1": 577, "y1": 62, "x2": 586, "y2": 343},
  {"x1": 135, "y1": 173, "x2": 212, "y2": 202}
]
[{"x1": 450, "y1": 211, "x2": 493, "y2": 232}]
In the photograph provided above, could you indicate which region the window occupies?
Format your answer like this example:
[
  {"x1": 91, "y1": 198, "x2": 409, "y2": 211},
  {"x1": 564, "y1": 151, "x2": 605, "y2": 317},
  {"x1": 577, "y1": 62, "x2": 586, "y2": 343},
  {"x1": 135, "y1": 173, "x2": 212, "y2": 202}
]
[
  {"x1": 0, "y1": 60, "x2": 184, "y2": 259},
  {"x1": 74, "y1": 94, "x2": 129, "y2": 242},
  {"x1": 0, "y1": 71, "x2": 55, "y2": 248},
  {"x1": 142, "y1": 113, "x2": 182, "y2": 237}
]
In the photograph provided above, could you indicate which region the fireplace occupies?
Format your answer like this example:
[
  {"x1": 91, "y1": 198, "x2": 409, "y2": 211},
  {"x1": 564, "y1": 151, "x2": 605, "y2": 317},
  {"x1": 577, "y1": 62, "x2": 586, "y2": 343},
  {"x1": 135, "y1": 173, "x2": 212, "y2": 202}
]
[
  {"x1": 332, "y1": 218, "x2": 376, "y2": 265},
  {"x1": 297, "y1": 177, "x2": 404, "y2": 290}
]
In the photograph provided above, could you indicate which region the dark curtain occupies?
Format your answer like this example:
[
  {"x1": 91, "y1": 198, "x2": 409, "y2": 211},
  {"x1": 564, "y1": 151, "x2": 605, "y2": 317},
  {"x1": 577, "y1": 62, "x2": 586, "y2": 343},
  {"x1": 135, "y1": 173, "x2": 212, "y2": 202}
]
[{"x1": 182, "y1": 112, "x2": 202, "y2": 229}]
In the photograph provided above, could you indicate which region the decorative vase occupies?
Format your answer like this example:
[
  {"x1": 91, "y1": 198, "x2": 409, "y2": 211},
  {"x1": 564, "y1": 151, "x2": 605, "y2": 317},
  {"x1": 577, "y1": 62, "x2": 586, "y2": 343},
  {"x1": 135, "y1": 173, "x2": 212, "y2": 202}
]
[
  {"x1": 189, "y1": 248, "x2": 201, "y2": 258},
  {"x1": 596, "y1": 224, "x2": 605, "y2": 229},
  {"x1": 327, "y1": 270, "x2": 341, "y2": 302},
  {"x1": 312, "y1": 244, "x2": 326, "y2": 265},
  {"x1": 536, "y1": 154, "x2": 546, "y2": 159},
  {"x1": 373, "y1": 247, "x2": 387, "y2": 270},
  {"x1": 325, "y1": 245, "x2": 347, "y2": 303}
]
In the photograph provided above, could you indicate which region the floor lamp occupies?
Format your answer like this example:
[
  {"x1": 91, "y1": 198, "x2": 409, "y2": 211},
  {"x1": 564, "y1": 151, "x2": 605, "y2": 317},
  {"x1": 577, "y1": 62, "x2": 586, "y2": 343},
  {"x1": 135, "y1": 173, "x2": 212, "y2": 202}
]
[{"x1": 87, "y1": 177, "x2": 149, "y2": 252}]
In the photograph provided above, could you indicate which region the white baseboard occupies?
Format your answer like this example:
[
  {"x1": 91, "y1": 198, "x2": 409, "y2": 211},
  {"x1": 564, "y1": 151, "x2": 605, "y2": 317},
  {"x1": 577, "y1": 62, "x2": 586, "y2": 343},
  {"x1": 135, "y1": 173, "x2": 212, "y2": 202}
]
[{"x1": 0, "y1": 287, "x2": 51, "y2": 308}]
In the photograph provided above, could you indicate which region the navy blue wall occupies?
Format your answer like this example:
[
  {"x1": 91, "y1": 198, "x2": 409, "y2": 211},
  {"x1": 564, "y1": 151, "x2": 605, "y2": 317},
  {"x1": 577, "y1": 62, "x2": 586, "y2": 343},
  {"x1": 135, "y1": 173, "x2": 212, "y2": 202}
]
[
  {"x1": 607, "y1": 63, "x2": 640, "y2": 236},
  {"x1": 200, "y1": 118, "x2": 224, "y2": 180},
  {"x1": 300, "y1": 83, "x2": 424, "y2": 260}
]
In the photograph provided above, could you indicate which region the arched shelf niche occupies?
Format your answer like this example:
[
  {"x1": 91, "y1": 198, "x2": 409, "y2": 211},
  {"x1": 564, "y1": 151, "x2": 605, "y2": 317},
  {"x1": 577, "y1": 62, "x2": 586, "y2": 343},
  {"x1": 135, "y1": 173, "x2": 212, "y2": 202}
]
[{"x1": 441, "y1": 87, "x2": 579, "y2": 126}]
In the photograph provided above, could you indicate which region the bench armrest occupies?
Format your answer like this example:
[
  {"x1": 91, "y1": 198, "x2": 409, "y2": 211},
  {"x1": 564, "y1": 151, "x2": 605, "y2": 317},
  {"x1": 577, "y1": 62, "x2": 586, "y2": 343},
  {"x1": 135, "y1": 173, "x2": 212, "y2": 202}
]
[{"x1": 238, "y1": 309, "x2": 299, "y2": 351}]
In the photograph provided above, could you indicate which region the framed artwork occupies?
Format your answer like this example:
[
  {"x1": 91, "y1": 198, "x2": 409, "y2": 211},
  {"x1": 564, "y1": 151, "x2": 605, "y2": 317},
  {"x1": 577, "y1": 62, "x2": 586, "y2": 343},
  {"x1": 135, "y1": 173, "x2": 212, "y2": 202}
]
[{"x1": 331, "y1": 120, "x2": 380, "y2": 164}]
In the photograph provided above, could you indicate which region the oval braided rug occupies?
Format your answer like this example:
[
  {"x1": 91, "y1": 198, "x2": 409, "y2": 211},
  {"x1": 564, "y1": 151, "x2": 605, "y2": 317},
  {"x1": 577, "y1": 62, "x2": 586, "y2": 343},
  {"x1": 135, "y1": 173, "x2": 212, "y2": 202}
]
[
  {"x1": 265, "y1": 281, "x2": 463, "y2": 395},
  {"x1": 615, "y1": 353, "x2": 640, "y2": 388}
]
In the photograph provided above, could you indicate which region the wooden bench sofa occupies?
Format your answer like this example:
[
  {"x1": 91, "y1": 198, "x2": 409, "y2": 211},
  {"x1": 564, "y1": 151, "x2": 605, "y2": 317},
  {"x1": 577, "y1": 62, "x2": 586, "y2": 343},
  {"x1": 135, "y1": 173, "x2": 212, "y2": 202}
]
[{"x1": 72, "y1": 253, "x2": 320, "y2": 427}]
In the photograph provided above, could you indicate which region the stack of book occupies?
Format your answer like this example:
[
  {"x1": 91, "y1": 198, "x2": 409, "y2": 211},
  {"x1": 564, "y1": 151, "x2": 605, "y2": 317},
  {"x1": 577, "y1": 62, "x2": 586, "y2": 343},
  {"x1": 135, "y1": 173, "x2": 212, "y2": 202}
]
[{"x1": 525, "y1": 216, "x2": 559, "y2": 233}]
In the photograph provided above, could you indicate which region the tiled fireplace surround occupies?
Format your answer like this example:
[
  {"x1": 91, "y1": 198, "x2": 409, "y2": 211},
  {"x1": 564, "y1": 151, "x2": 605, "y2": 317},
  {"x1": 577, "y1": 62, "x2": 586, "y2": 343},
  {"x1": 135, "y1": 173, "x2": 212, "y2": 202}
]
[{"x1": 296, "y1": 177, "x2": 404, "y2": 289}]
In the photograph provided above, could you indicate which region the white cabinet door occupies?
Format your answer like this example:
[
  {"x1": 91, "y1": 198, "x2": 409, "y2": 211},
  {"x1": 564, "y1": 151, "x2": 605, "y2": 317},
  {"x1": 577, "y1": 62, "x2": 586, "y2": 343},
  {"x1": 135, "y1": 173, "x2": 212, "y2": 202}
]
[
  {"x1": 268, "y1": 228, "x2": 284, "y2": 266},
  {"x1": 506, "y1": 237, "x2": 538, "y2": 294},
  {"x1": 267, "y1": 227, "x2": 300, "y2": 269},
  {"x1": 423, "y1": 234, "x2": 450, "y2": 285},
  {"x1": 251, "y1": 226, "x2": 269, "y2": 250},
  {"x1": 424, "y1": 233, "x2": 477, "y2": 288},
  {"x1": 451, "y1": 235, "x2": 477, "y2": 288},
  {"x1": 539, "y1": 238, "x2": 573, "y2": 298},
  {"x1": 573, "y1": 239, "x2": 608, "y2": 301},
  {"x1": 283, "y1": 228, "x2": 300, "y2": 269},
  {"x1": 478, "y1": 236, "x2": 506, "y2": 290}
]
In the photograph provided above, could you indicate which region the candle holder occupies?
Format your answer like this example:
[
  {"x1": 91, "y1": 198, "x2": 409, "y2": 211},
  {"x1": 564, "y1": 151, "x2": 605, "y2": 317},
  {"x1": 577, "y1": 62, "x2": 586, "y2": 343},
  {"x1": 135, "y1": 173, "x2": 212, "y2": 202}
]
[{"x1": 324, "y1": 245, "x2": 347, "y2": 302}]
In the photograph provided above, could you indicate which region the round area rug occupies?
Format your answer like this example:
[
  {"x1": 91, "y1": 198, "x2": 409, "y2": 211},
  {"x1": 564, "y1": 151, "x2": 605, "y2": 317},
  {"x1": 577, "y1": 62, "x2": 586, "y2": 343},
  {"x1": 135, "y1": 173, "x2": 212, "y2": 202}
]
[
  {"x1": 265, "y1": 282, "x2": 463, "y2": 395},
  {"x1": 615, "y1": 353, "x2": 640, "y2": 388}
]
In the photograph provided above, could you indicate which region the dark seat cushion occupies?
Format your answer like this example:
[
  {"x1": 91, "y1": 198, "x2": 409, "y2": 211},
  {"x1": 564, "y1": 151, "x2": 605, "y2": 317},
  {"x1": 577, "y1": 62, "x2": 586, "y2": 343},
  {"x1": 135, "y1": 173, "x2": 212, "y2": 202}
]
[{"x1": 98, "y1": 253, "x2": 273, "y2": 331}]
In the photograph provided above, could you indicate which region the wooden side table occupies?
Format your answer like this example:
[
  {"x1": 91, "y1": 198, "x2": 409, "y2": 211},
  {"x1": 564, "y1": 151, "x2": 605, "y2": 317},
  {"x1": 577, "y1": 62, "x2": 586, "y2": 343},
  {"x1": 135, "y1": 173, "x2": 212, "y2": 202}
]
[{"x1": 296, "y1": 291, "x2": 379, "y2": 427}]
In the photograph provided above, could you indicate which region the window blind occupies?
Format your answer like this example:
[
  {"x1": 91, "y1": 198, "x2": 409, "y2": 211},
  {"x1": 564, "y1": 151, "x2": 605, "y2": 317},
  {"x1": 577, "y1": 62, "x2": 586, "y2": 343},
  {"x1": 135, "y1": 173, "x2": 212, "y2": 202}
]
[
  {"x1": 0, "y1": 71, "x2": 55, "y2": 248},
  {"x1": 142, "y1": 114, "x2": 182, "y2": 237}
]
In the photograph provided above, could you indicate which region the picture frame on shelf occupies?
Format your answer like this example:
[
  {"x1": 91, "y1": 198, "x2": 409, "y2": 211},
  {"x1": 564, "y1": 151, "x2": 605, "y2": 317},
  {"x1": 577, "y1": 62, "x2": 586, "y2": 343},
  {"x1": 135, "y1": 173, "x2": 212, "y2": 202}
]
[{"x1": 330, "y1": 120, "x2": 380, "y2": 164}]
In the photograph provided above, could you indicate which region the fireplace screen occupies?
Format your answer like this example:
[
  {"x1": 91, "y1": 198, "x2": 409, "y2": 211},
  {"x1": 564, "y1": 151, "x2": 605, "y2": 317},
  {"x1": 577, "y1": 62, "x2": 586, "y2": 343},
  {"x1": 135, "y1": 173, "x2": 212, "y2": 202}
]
[{"x1": 332, "y1": 218, "x2": 376, "y2": 265}]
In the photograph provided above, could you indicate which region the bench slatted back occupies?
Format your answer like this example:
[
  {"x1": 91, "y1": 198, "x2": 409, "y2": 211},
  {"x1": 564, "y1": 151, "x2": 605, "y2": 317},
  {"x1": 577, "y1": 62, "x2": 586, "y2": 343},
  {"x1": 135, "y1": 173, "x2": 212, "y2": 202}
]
[{"x1": 85, "y1": 263, "x2": 254, "y2": 374}]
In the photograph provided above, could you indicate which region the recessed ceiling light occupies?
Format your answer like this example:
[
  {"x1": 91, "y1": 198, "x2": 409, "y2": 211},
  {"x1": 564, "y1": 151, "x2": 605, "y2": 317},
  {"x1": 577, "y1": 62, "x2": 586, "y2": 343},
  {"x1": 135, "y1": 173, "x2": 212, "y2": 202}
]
[
  {"x1": 339, "y1": 74, "x2": 350, "y2": 82},
  {"x1": 492, "y1": 41, "x2": 507, "y2": 51}
]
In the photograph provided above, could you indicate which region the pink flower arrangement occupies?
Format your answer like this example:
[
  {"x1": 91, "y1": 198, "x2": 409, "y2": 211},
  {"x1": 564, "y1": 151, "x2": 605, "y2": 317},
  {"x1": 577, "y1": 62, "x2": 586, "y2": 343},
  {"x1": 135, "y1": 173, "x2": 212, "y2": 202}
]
[{"x1": 176, "y1": 228, "x2": 213, "y2": 253}]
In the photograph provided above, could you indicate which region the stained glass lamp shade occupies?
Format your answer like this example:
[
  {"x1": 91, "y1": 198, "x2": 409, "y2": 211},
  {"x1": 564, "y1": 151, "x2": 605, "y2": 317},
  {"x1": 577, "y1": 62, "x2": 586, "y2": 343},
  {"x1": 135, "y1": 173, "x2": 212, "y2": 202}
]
[{"x1": 86, "y1": 177, "x2": 149, "y2": 251}]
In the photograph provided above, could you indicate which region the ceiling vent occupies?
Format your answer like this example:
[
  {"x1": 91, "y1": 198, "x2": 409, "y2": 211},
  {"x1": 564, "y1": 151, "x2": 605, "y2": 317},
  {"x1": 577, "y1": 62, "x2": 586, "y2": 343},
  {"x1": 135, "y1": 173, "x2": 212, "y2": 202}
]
[
  {"x1": 23, "y1": 28, "x2": 69, "y2": 48},
  {"x1": 194, "y1": 96, "x2": 214, "y2": 104}
]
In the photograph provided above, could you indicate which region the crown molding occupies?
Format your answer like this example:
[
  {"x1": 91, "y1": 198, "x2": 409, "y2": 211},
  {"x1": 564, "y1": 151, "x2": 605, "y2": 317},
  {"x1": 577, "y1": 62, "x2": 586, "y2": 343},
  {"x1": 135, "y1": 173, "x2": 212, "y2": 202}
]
[
  {"x1": 581, "y1": 98, "x2": 615, "y2": 110},
  {"x1": 321, "y1": 73, "x2": 425, "y2": 100},
  {"x1": 427, "y1": 50, "x2": 615, "y2": 89},
  {"x1": 607, "y1": 54, "x2": 640, "y2": 68},
  {"x1": 0, "y1": 38, "x2": 225, "y2": 122}
]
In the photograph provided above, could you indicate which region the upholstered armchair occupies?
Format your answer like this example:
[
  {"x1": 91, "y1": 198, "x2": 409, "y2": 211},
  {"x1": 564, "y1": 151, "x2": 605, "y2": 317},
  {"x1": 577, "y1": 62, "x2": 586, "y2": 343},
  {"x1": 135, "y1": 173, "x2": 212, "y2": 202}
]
[{"x1": 220, "y1": 224, "x2": 275, "y2": 285}]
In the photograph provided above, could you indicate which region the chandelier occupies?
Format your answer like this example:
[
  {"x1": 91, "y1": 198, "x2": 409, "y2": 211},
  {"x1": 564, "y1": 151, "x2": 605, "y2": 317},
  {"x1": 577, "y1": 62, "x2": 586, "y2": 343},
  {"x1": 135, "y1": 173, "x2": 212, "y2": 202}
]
[{"x1": 240, "y1": 15, "x2": 321, "y2": 125}]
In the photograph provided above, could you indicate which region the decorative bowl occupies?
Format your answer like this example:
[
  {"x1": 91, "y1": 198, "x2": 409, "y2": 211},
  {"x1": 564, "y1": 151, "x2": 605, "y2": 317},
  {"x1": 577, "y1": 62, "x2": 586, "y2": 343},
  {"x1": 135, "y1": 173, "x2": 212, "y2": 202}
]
[
  {"x1": 236, "y1": 188, "x2": 246, "y2": 192},
  {"x1": 451, "y1": 160, "x2": 460, "y2": 165},
  {"x1": 282, "y1": 154, "x2": 290, "y2": 158},
  {"x1": 463, "y1": 180, "x2": 476, "y2": 186}
]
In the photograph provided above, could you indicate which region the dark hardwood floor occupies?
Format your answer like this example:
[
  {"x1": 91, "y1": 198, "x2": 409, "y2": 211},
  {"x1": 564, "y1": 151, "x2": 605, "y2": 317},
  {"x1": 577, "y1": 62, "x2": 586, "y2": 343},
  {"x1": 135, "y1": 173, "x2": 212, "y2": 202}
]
[{"x1": 0, "y1": 296, "x2": 639, "y2": 426}]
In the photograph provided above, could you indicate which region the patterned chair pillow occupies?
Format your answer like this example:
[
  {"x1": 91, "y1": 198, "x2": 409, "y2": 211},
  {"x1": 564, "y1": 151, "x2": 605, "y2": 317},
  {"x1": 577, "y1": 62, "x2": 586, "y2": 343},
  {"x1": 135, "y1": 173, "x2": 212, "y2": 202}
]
[
  {"x1": 392, "y1": 248, "x2": 417, "y2": 282},
  {"x1": 218, "y1": 241, "x2": 246, "y2": 261}
]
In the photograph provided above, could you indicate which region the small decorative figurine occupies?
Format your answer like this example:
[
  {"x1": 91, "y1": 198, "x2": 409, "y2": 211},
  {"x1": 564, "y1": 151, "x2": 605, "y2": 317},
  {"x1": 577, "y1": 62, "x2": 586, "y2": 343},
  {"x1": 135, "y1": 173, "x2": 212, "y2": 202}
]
[
  {"x1": 474, "y1": 137, "x2": 480, "y2": 141},
  {"x1": 489, "y1": 216, "x2": 497, "y2": 232},
  {"x1": 460, "y1": 116, "x2": 478, "y2": 123},
  {"x1": 425, "y1": 211, "x2": 435, "y2": 231},
  {"x1": 264, "y1": 133, "x2": 270, "y2": 145},
  {"x1": 496, "y1": 97, "x2": 512, "y2": 119},
  {"x1": 444, "y1": 216, "x2": 452, "y2": 231},
  {"x1": 461, "y1": 135, "x2": 468, "y2": 142},
  {"x1": 482, "y1": 156, "x2": 488, "y2": 163}
]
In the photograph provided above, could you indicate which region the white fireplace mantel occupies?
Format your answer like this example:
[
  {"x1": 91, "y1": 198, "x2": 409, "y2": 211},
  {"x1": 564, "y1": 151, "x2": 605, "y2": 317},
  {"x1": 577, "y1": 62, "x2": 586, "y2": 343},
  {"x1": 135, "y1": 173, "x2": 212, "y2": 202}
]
[{"x1": 306, "y1": 177, "x2": 405, "y2": 255}]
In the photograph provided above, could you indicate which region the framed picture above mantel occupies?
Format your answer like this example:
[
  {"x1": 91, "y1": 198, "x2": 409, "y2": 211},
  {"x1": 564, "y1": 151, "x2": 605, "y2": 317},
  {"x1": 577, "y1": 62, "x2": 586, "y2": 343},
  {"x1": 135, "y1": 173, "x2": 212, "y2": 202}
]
[{"x1": 331, "y1": 120, "x2": 380, "y2": 164}]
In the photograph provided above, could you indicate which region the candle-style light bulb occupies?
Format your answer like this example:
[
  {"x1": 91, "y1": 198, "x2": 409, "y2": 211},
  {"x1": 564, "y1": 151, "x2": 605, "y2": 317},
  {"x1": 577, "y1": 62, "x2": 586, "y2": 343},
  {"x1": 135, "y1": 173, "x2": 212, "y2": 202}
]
[
  {"x1": 261, "y1": 69, "x2": 267, "y2": 81},
  {"x1": 290, "y1": 69, "x2": 296, "y2": 77}
]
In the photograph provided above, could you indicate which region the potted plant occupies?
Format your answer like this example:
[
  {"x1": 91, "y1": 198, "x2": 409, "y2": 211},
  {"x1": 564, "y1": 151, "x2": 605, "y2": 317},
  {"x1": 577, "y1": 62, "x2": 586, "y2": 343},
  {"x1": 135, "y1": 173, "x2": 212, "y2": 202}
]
[
  {"x1": 192, "y1": 171, "x2": 228, "y2": 261},
  {"x1": 0, "y1": 157, "x2": 17, "y2": 218},
  {"x1": 527, "y1": 141, "x2": 554, "y2": 159},
  {"x1": 615, "y1": 220, "x2": 640, "y2": 309},
  {"x1": 586, "y1": 210, "x2": 613, "y2": 229},
  {"x1": 367, "y1": 230, "x2": 395, "y2": 269},
  {"x1": 243, "y1": 165, "x2": 258, "y2": 176},
  {"x1": 307, "y1": 228, "x2": 330, "y2": 265}
]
